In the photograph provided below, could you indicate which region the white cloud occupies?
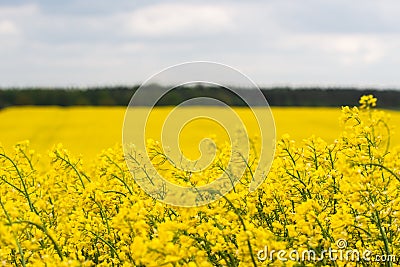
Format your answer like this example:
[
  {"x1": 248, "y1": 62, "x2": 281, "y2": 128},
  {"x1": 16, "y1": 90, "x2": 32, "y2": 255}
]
[
  {"x1": 125, "y1": 3, "x2": 235, "y2": 36},
  {"x1": 327, "y1": 36, "x2": 385, "y2": 64},
  {"x1": 284, "y1": 34, "x2": 388, "y2": 65},
  {"x1": 0, "y1": 4, "x2": 38, "y2": 44},
  {"x1": 0, "y1": 20, "x2": 19, "y2": 35},
  {"x1": 0, "y1": 4, "x2": 38, "y2": 17}
]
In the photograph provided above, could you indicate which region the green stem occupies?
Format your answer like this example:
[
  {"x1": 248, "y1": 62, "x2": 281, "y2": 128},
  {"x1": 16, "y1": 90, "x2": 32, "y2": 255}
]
[
  {"x1": 89, "y1": 231, "x2": 121, "y2": 262},
  {"x1": 222, "y1": 195, "x2": 258, "y2": 267},
  {"x1": 13, "y1": 220, "x2": 64, "y2": 261},
  {"x1": 0, "y1": 153, "x2": 37, "y2": 214},
  {"x1": 374, "y1": 211, "x2": 392, "y2": 267},
  {"x1": 54, "y1": 151, "x2": 90, "y2": 188},
  {"x1": 357, "y1": 163, "x2": 399, "y2": 182},
  {"x1": 0, "y1": 198, "x2": 27, "y2": 267}
]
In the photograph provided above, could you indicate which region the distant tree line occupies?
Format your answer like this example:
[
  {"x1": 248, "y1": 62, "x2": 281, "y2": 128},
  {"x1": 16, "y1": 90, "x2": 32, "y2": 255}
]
[{"x1": 0, "y1": 85, "x2": 399, "y2": 109}]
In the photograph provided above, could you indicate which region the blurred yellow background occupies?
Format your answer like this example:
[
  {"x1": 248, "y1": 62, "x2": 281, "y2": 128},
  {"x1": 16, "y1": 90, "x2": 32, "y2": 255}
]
[{"x1": 1, "y1": 107, "x2": 399, "y2": 158}]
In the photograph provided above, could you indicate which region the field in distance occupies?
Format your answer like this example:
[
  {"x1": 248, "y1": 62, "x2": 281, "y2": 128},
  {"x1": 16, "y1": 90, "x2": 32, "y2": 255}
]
[{"x1": 1, "y1": 106, "x2": 399, "y2": 158}]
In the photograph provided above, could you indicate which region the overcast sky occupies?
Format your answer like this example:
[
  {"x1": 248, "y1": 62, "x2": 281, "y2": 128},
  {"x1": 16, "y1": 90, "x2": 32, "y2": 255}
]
[{"x1": 1, "y1": 0, "x2": 400, "y2": 88}]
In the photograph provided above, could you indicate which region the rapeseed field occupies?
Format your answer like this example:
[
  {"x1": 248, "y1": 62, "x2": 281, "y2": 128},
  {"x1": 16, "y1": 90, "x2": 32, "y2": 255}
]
[
  {"x1": 0, "y1": 96, "x2": 399, "y2": 266},
  {"x1": 1, "y1": 106, "x2": 399, "y2": 158}
]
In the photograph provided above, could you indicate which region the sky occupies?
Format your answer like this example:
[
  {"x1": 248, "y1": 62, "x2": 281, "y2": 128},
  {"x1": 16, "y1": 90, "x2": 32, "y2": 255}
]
[{"x1": 1, "y1": 0, "x2": 400, "y2": 88}]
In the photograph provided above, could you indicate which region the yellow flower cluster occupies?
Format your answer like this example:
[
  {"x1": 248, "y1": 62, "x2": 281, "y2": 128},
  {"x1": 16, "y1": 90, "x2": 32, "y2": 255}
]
[
  {"x1": 0, "y1": 95, "x2": 399, "y2": 266},
  {"x1": 359, "y1": 94, "x2": 377, "y2": 109}
]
